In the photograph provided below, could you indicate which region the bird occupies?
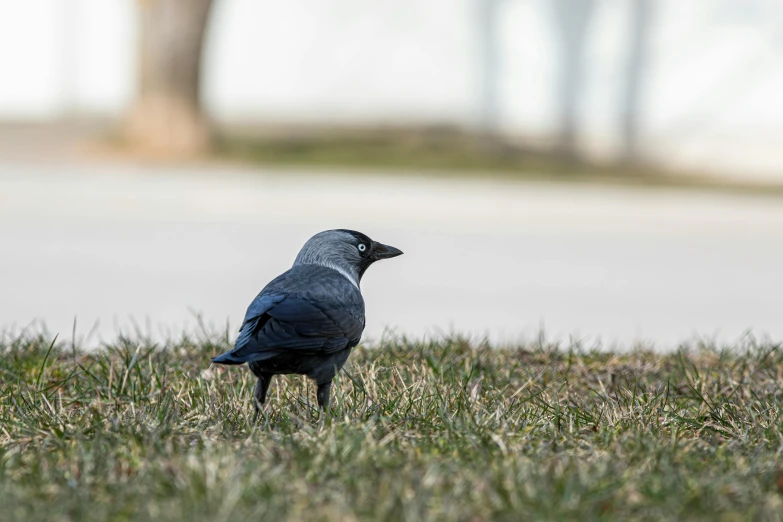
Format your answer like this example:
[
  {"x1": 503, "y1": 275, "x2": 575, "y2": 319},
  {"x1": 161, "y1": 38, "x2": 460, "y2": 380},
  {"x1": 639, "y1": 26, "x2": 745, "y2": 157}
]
[{"x1": 211, "y1": 229, "x2": 403, "y2": 411}]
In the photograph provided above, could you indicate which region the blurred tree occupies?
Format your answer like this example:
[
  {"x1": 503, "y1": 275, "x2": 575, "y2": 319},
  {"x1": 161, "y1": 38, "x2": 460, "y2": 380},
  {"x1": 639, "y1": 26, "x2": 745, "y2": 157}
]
[
  {"x1": 124, "y1": 0, "x2": 215, "y2": 155},
  {"x1": 549, "y1": 0, "x2": 597, "y2": 158},
  {"x1": 620, "y1": 0, "x2": 654, "y2": 163},
  {"x1": 477, "y1": 0, "x2": 501, "y2": 137}
]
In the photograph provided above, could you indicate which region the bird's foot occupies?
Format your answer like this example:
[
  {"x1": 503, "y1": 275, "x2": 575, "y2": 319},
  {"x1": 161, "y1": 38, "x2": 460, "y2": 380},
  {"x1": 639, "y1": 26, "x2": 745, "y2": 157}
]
[
  {"x1": 252, "y1": 398, "x2": 265, "y2": 423},
  {"x1": 316, "y1": 381, "x2": 332, "y2": 411}
]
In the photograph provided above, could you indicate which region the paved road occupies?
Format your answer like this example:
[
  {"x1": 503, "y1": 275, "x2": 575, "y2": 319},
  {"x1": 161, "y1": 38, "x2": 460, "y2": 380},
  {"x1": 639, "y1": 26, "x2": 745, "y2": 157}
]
[{"x1": 1, "y1": 161, "x2": 782, "y2": 350}]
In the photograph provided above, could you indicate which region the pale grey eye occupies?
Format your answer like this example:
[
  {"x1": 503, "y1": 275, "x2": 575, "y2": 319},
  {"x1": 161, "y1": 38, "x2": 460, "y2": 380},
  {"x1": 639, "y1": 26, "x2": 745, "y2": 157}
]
[{"x1": 358, "y1": 244, "x2": 367, "y2": 252}]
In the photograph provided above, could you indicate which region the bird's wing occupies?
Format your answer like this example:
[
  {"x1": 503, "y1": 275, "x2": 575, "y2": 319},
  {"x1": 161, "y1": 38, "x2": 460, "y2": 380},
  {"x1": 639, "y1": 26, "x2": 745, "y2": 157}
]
[
  {"x1": 267, "y1": 295, "x2": 364, "y2": 339},
  {"x1": 212, "y1": 290, "x2": 364, "y2": 364},
  {"x1": 233, "y1": 292, "x2": 287, "y2": 353}
]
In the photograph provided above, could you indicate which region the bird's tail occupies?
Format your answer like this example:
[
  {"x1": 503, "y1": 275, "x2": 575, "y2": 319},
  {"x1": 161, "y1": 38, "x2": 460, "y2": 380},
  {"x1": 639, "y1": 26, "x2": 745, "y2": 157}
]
[{"x1": 211, "y1": 351, "x2": 246, "y2": 365}]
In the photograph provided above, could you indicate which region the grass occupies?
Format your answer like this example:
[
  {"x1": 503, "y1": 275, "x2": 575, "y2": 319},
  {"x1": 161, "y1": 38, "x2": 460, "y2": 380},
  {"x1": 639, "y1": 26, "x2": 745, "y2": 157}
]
[
  {"x1": 2, "y1": 331, "x2": 783, "y2": 521},
  {"x1": 214, "y1": 126, "x2": 783, "y2": 198}
]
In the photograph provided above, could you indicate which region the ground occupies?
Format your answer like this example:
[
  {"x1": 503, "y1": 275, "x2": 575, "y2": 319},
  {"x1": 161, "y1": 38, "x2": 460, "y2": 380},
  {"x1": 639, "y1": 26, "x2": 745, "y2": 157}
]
[
  {"x1": 3, "y1": 160, "x2": 783, "y2": 349},
  {"x1": 4, "y1": 122, "x2": 783, "y2": 346},
  {"x1": 2, "y1": 332, "x2": 782, "y2": 521},
  {"x1": 2, "y1": 123, "x2": 783, "y2": 519}
]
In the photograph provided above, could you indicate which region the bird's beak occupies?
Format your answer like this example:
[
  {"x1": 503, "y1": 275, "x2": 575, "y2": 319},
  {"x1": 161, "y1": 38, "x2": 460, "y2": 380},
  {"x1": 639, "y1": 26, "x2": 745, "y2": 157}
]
[{"x1": 372, "y1": 242, "x2": 403, "y2": 260}]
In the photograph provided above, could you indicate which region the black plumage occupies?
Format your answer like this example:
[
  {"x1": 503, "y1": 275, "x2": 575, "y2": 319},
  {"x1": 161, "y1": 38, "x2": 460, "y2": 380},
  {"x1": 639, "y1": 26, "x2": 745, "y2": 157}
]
[{"x1": 212, "y1": 229, "x2": 402, "y2": 410}]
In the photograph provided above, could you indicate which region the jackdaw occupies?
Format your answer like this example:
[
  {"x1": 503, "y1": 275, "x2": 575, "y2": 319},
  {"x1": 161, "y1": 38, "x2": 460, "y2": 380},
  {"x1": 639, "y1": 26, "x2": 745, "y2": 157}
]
[{"x1": 212, "y1": 229, "x2": 403, "y2": 410}]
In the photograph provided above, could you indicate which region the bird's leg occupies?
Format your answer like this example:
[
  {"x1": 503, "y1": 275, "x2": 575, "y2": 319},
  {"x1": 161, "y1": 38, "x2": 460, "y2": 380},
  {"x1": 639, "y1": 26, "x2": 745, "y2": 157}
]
[
  {"x1": 253, "y1": 373, "x2": 274, "y2": 414},
  {"x1": 316, "y1": 381, "x2": 332, "y2": 410}
]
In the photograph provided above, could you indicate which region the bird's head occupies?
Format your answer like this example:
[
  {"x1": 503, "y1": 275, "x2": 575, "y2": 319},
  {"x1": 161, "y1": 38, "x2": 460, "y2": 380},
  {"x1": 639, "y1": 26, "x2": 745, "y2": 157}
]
[{"x1": 293, "y1": 229, "x2": 403, "y2": 287}]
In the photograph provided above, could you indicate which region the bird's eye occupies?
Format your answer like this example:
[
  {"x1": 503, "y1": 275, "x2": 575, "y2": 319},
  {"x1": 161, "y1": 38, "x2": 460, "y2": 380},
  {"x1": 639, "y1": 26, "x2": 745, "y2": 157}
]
[{"x1": 358, "y1": 244, "x2": 367, "y2": 252}]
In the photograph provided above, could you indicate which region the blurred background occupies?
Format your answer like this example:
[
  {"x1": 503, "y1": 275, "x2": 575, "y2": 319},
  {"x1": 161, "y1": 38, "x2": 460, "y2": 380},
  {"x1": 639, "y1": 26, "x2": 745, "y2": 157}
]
[{"x1": 1, "y1": 0, "x2": 782, "y2": 349}]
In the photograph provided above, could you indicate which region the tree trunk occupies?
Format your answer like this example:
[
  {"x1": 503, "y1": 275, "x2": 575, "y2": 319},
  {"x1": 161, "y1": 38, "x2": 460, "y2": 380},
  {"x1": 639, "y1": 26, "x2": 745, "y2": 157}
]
[
  {"x1": 124, "y1": 0, "x2": 215, "y2": 156},
  {"x1": 620, "y1": 0, "x2": 654, "y2": 163},
  {"x1": 477, "y1": 0, "x2": 501, "y2": 136},
  {"x1": 550, "y1": 0, "x2": 597, "y2": 158}
]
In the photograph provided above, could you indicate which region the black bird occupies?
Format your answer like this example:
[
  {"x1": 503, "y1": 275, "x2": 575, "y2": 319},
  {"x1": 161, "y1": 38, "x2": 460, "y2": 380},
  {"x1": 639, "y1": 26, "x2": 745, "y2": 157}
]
[{"x1": 212, "y1": 229, "x2": 403, "y2": 410}]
